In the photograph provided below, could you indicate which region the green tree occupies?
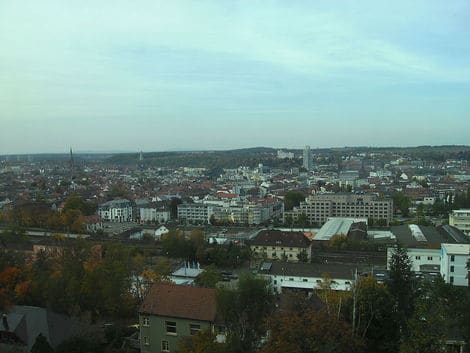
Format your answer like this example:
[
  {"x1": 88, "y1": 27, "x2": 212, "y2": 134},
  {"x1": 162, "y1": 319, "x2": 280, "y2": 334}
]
[
  {"x1": 392, "y1": 193, "x2": 411, "y2": 217},
  {"x1": 217, "y1": 273, "x2": 274, "y2": 353},
  {"x1": 284, "y1": 191, "x2": 305, "y2": 211},
  {"x1": 31, "y1": 334, "x2": 54, "y2": 353},
  {"x1": 195, "y1": 265, "x2": 222, "y2": 288},
  {"x1": 349, "y1": 276, "x2": 398, "y2": 353},
  {"x1": 387, "y1": 244, "x2": 414, "y2": 340}
]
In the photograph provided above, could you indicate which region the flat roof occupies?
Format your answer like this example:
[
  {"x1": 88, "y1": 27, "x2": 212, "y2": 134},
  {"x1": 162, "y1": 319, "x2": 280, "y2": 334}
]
[{"x1": 442, "y1": 243, "x2": 470, "y2": 255}]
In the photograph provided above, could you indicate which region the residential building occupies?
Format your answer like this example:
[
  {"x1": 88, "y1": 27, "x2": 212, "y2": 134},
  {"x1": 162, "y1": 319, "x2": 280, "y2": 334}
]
[
  {"x1": 0, "y1": 306, "x2": 79, "y2": 352},
  {"x1": 250, "y1": 230, "x2": 312, "y2": 262},
  {"x1": 387, "y1": 243, "x2": 470, "y2": 286},
  {"x1": 177, "y1": 203, "x2": 214, "y2": 224},
  {"x1": 449, "y1": 209, "x2": 470, "y2": 235},
  {"x1": 284, "y1": 193, "x2": 393, "y2": 225},
  {"x1": 140, "y1": 204, "x2": 171, "y2": 224},
  {"x1": 98, "y1": 199, "x2": 133, "y2": 222},
  {"x1": 303, "y1": 145, "x2": 312, "y2": 171},
  {"x1": 139, "y1": 284, "x2": 225, "y2": 353},
  {"x1": 440, "y1": 243, "x2": 470, "y2": 286},
  {"x1": 258, "y1": 261, "x2": 356, "y2": 293}
]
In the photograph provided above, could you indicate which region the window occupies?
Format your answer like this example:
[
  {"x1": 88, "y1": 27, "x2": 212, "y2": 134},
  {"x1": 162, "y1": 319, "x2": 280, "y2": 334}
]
[
  {"x1": 450, "y1": 276, "x2": 454, "y2": 284},
  {"x1": 450, "y1": 255, "x2": 455, "y2": 262},
  {"x1": 190, "y1": 324, "x2": 201, "y2": 335},
  {"x1": 450, "y1": 266, "x2": 454, "y2": 273},
  {"x1": 142, "y1": 316, "x2": 150, "y2": 326},
  {"x1": 427, "y1": 256, "x2": 433, "y2": 261},
  {"x1": 161, "y1": 340, "x2": 169, "y2": 352},
  {"x1": 143, "y1": 336, "x2": 150, "y2": 346},
  {"x1": 415, "y1": 256, "x2": 421, "y2": 260},
  {"x1": 289, "y1": 278, "x2": 294, "y2": 281},
  {"x1": 303, "y1": 279, "x2": 308, "y2": 282},
  {"x1": 165, "y1": 321, "x2": 177, "y2": 335}
]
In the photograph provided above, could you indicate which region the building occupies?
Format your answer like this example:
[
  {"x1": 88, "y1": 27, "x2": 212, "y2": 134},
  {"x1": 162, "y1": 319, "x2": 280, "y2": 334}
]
[
  {"x1": 139, "y1": 284, "x2": 225, "y2": 353},
  {"x1": 284, "y1": 193, "x2": 393, "y2": 226},
  {"x1": 258, "y1": 261, "x2": 356, "y2": 293},
  {"x1": 178, "y1": 199, "x2": 283, "y2": 225},
  {"x1": 387, "y1": 243, "x2": 470, "y2": 286},
  {"x1": 98, "y1": 199, "x2": 133, "y2": 222},
  {"x1": 440, "y1": 243, "x2": 470, "y2": 286},
  {"x1": 449, "y1": 209, "x2": 470, "y2": 235},
  {"x1": 177, "y1": 203, "x2": 214, "y2": 224},
  {"x1": 140, "y1": 204, "x2": 171, "y2": 224},
  {"x1": 250, "y1": 230, "x2": 312, "y2": 262},
  {"x1": 313, "y1": 217, "x2": 368, "y2": 241},
  {"x1": 0, "y1": 306, "x2": 78, "y2": 352},
  {"x1": 302, "y1": 145, "x2": 312, "y2": 171}
]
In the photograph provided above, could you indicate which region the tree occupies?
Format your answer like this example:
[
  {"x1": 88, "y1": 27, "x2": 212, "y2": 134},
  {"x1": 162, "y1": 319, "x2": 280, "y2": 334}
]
[
  {"x1": 387, "y1": 244, "x2": 414, "y2": 340},
  {"x1": 400, "y1": 281, "x2": 447, "y2": 353},
  {"x1": 297, "y1": 249, "x2": 309, "y2": 263},
  {"x1": 349, "y1": 276, "x2": 398, "y2": 353},
  {"x1": 195, "y1": 265, "x2": 222, "y2": 288},
  {"x1": 217, "y1": 273, "x2": 274, "y2": 353},
  {"x1": 178, "y1": 329, "x2": 226, "y2": 353},
  {"x1": 31, "y1": 333, "x2": 54, "y2": 353},
  {"x1": 260, "y1": 306, "x2": 363, "y2": 353},
  {"x1": 284, "y1": 191, "x2": 305, "y2": 211},
  {"x1": 392, "y1": 193, "x2": 411, "y2": 217}
]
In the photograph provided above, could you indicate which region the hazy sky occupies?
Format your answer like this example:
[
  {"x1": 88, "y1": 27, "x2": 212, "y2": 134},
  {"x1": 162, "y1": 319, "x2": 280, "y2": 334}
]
[{"x1": 1, "y1": 1, "x2": 470, "y2": 154}]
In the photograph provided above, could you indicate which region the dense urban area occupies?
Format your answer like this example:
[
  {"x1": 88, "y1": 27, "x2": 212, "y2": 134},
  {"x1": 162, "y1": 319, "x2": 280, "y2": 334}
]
[{"x1": 1, "y1": 145, "x2": 470, "y2": 353}]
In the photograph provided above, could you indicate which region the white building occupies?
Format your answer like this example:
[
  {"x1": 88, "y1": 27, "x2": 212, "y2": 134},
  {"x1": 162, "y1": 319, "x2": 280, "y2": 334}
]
[
  {"x1": 139, "y1": 206, "x2": 170, "y2": 224},
  {"x1": 449, "y1": 209, "x2": 470, "y2": 235},
  {"x1": 303, "y1": 145, "x2": 312, "y2": 171},
  {"x1": 440, "y1": 243, "x2": 470, "y2": 286},
  {"x1": 98, "y1": 199, "x2": 133, "y2": 222},
  {"x1": 154, "y1": 226, "x2": 170, "y2": 240},
  {"x1": 387, "y1": 243, "x2": 470, "y2": 287},
  {"x1": 258, "y1": 262, "x2": 355, "y2": 293}
]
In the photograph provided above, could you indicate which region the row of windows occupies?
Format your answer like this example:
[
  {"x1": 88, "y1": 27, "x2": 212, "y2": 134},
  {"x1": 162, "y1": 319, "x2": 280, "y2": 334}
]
[{"x1": 414, "y1": 256, "x2": 438, "y2": 261}]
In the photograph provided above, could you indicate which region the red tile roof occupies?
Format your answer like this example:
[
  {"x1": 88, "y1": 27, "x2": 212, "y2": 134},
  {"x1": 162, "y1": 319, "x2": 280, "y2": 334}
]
[{"x1": 140, "y1": 284, "x2": 217, "y2": 322}]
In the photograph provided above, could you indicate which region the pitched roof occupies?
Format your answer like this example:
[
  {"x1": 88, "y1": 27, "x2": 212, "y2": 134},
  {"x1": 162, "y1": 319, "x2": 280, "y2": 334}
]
[
  {"x1": 250, "y1": 230, "x2": 311, "y2": 248},
  {"x1": 140, "y1": 284, "x2": 217, "y2": 322}
]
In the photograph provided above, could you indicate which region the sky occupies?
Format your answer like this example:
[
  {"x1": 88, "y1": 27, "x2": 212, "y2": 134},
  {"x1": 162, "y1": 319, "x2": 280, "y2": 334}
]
[{"x1": 1, "y1": 0, "x2": 470, "y2": 154}]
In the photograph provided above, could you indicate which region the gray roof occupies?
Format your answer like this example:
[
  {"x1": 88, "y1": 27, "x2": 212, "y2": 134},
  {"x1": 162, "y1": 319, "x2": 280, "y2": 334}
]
[
  {"x1": 391, "y1": 225, "x2": 450, "y2": 247},
  {"x1": 1, "y1": 306, "x2": 78, "y2": 350},
  {"x1": 251, "y1": 230, "x2": 311, "y2": 248},
  {"x1": 261, "y1": 261, "x2": 362, "y2": 280}
]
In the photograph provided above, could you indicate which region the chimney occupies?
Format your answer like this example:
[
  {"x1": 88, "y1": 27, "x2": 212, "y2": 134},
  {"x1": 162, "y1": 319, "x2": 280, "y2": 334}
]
[{"x1": 2, "y1": 313, "x2": 9, "y2": 331}]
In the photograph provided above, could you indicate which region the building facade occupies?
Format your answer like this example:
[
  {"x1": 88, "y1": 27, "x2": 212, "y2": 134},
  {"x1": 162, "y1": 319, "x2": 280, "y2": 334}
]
[
  {"x1": 250, "y1": 230, "x2": 312, "y2": 262},
  {"x1": 139, "y1": 284, "x2": 225, "y2": 353},
  {"x1": 387, "y1": 243, "x2": 470, "y2": 287},
  {"x1": 440, "y1": 243, "x2": 470, "y2": 286},
  {"x1": 284, "y1": 193, "x2": 393, "y2": 226},
  {"x1": 449, "y1": 209, "x2": 470, "y2": 235},
  {"x1": 303, "y1": 145, "x2": 312, "y2": 171},
  {"x1": 98, "y1": 199, "x2": 133, "y2": 222}
]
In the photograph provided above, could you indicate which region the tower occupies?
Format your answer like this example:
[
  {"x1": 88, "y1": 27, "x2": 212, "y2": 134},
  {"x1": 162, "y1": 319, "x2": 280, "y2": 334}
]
[
  {"x1": 70, "y1": 147, "x2": 74, "y2": 182},
  {"x1": 139, "y1": 150, "x2": 144, "y2": 169},
  {"x1": 303, "y1": 145, "x2": 312, "y2": 171}
]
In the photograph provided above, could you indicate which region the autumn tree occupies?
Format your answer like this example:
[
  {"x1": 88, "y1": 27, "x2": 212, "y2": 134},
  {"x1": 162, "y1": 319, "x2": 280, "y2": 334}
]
[{"x1": 260, "y1": 305, "x2": 363, "y2": 353}]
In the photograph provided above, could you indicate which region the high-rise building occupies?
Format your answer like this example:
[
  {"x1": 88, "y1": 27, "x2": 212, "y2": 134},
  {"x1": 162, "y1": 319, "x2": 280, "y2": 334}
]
[{"x1": 302, "y1": 145, "x2": 312, "y2": 171}]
